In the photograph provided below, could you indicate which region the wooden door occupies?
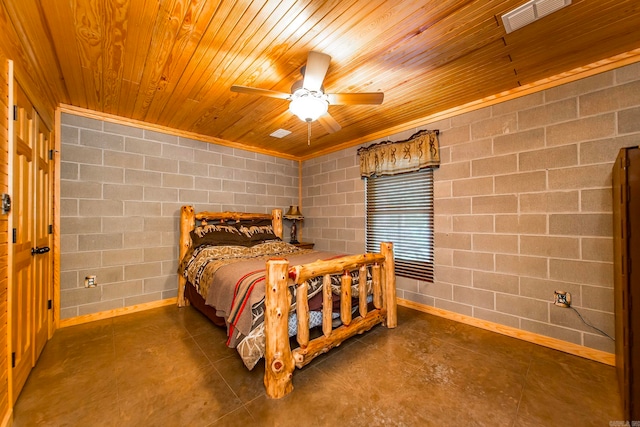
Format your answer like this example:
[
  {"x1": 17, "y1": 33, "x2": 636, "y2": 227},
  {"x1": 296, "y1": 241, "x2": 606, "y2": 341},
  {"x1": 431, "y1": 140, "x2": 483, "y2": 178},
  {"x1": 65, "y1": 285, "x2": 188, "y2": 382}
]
[
  {"x1": 33, "y1": 116, "x2": 52, "y2": 361},
  {"x1": 613, "y1": 146, "x2": 640, "y2": 422},
  {"x1": 11, "y1": 83, "x2": 35, "y2": 402}
]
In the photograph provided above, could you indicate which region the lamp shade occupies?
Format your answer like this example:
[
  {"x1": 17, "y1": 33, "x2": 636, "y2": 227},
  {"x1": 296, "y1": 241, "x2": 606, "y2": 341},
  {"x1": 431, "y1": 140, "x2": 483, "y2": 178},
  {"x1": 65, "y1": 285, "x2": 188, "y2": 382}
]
[
  {"x1": 289, "y1": 94, "x2": 328, "y2": 122},
  {"x1": 284, "y1": 205, "x2": 304, "y2": 220}
]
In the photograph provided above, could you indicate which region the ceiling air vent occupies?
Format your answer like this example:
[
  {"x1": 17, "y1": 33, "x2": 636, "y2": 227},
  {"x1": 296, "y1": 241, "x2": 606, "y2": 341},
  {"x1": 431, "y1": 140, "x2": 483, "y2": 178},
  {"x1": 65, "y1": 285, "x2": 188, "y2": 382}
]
[
  {"x1": 502, "y1": 0, "x2": 571, "y2": 34},
  {"x1": 269, "y1": 129, "x2": 292, "y2": 138}
]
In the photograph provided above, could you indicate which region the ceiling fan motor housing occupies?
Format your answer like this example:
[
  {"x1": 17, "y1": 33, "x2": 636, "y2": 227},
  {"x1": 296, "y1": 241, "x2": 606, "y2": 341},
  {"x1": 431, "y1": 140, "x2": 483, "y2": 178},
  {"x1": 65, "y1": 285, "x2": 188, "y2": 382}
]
[{"x1": 290, "y1": 79, "x2": 324, "y2": 94}]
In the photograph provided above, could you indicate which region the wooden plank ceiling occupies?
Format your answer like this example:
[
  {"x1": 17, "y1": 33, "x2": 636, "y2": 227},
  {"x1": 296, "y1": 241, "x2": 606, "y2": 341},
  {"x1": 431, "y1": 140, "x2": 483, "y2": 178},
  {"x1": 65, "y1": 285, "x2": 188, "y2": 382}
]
[{"x1": 7, "y1": 0, "x2": 640, "y2": 158}]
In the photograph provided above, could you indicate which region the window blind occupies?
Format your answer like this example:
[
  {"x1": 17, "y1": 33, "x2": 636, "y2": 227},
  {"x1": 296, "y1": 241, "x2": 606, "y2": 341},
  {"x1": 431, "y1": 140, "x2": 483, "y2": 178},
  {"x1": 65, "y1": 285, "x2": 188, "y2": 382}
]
[{"x1": 365, "y1": 168, "x2": 434, "y2": 282}]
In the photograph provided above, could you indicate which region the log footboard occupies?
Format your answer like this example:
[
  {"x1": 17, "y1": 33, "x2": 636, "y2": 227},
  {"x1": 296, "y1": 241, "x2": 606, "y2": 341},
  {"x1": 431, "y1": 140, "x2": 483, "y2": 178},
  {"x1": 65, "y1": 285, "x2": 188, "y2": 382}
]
[{"x1": 264, "y1": 242, "x2": 395, "y2": 399}]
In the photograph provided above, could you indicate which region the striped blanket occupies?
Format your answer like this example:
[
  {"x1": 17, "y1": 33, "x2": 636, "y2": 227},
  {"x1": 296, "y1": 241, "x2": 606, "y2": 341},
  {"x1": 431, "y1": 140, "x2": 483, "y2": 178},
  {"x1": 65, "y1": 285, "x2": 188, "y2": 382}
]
[
  {"x1": 180, "y1": 240, "x2": 369, "y2": 369},
  {"x1": 227, "y1": 269, "x2": 266, "y2": 347},
  {"x1": 181, "y1": 240, "x2": 332, "y2": 346}
]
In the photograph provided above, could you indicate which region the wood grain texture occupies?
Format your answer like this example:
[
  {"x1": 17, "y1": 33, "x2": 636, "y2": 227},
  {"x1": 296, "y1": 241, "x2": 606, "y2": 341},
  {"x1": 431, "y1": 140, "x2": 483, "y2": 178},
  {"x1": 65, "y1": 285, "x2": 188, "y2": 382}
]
[
  {"x1": 291, "y1": 253, "x2": 386, "y2": 284},
  {"x1": 264, "y1": 258, "x2": 295, "y2": 399},
  {"x1": 177, "y1": 205, "x2": 195, "y2": 307},
  {"x1": 0, "y1": 49, "x2": 10, "y2": 427},
  {"x1": 340, "y1": 272, "x2": 352, "y2": 326},
  {"x1": 0, "y1": 1, "x2": 60, "y2": 126},
  {"x1": 358, "y1": 265, "x2": 367, "y2": 318},
  {"x1": 322, "y1": 274, "x2": 332, "y2": 337},
  {"x1": 2, "y1": 0, "x2": 638, "y2": 159},
  {"x1": 295, "y1": 281, "x2": 309, "y2": 348}
]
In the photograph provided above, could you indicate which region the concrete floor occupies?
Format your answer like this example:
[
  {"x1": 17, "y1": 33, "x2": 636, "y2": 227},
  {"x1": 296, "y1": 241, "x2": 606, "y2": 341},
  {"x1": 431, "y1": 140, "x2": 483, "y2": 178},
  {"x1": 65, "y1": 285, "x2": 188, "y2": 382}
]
[{"x1": 13, "y1": 305, "x2": 623, "y2": 426}]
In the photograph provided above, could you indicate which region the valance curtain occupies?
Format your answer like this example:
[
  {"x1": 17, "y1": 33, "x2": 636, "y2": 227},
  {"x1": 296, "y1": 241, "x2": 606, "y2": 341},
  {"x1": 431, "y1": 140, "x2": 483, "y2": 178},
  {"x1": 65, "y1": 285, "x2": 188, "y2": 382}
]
[{"x1": 358, "y1": 129, "x2": 440, "y2": 177}]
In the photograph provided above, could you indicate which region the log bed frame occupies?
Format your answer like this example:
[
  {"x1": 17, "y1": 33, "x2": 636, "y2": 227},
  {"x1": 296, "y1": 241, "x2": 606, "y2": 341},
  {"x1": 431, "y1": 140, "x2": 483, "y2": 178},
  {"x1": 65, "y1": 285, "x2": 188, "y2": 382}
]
[{"x1": 178, "y1": 205, "x2": 397, "y2": 398}]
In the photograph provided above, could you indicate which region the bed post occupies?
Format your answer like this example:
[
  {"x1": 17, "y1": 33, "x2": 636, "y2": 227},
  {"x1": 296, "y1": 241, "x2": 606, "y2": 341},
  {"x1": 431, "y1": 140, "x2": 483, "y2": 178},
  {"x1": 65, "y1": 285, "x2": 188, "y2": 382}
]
[
  {"x1": 381, "y1": 242, "x2": 397, "y2": 328},
  {"x1": 272, "y1": 208, "x2": 283, "y2": 239},
  {"x1": 264, "y1": 258, "x2": 295, "y2": 399},
  {"x1": 178, "y1": 205, "x2": 195, "y2": 307}
]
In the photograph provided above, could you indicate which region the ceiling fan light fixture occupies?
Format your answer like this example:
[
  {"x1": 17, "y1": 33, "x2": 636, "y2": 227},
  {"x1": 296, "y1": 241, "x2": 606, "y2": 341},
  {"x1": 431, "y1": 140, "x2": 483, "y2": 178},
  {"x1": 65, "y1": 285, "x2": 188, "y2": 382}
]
[
  {"x1": 289, "y1": 91, "x2": 328, "y2": 122},
  {"x1": 231, "y1": 51, "x2": 382, "y2": 135}
]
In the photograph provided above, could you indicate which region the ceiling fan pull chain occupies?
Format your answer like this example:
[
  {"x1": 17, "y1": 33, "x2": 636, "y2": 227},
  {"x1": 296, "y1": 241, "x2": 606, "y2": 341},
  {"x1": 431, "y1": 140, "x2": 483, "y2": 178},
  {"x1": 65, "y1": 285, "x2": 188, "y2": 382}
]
[{"x1": 307, "y1": 121, "x2": 311, "y2": 146}]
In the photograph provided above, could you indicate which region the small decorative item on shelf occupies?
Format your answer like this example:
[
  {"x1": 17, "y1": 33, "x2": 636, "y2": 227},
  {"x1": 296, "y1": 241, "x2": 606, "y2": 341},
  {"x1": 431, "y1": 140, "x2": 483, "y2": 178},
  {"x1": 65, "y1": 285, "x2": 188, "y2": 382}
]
[{"x1": 283, "y1": 205, "x2": 304, "y2": 244}]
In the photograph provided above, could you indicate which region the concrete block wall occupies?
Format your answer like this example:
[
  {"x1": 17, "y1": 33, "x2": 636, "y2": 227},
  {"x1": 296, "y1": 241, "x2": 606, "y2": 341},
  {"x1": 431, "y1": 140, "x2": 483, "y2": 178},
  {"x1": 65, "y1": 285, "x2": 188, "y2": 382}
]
[
  {"x1": 302, "y1": 62, "x2": 640, "y2": 354},
  {"x1": 301, "y1": 146, "x2": 367, "y2": 254},
  {"x1": 60, "y1": 113, "x2": 299, "y2": 319}
]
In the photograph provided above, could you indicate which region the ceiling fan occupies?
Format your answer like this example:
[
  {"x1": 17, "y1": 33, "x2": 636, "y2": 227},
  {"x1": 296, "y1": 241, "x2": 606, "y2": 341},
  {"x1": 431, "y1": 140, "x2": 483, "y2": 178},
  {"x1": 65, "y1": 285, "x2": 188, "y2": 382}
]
[{"x1": 230, "y1": 51, "x2": 384, "y2": 135}]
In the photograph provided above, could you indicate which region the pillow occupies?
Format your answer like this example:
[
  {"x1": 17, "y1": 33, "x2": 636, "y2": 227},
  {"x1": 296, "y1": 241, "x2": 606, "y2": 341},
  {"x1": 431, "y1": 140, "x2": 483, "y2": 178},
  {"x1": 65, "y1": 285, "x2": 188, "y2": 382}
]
[
  {"x1": 190, "y1": 223, "x2": 253, "y2": 248},
  {"x1": 236, "y1": 219, "x2": 281, "y2": 244},
  {"x1": 190, "y1": 219, "x2": 280, "y2": 248}
]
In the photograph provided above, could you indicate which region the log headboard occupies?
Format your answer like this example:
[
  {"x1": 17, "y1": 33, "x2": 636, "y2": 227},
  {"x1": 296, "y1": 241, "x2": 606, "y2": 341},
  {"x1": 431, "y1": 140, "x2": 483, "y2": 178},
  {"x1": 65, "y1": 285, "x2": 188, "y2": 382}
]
[{"x1": 177, "y1": 205, "x2": 283, "y2": 306}]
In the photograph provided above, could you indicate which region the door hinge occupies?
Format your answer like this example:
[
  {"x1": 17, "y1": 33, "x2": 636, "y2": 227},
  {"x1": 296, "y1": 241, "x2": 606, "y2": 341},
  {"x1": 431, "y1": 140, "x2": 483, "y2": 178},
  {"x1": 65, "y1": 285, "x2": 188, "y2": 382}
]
[
  {"x1": 49, "y1": 224, "x2": 53, "y2": 234},
  {"x1": 13, "y1": 105, "x2": 17, "y2": 121},
  {"x1": 48, "y1": 149, "x2": 54, "y2": 160},
  {"x1": 11, "y1": 352, "x2": 15, "y2": 368},
  {"x1": 48, "y1": 299, "x2": 52, "y2": 310},
  {"x1": 12, "y1": 228, "x2": 16, "y2": 243}
]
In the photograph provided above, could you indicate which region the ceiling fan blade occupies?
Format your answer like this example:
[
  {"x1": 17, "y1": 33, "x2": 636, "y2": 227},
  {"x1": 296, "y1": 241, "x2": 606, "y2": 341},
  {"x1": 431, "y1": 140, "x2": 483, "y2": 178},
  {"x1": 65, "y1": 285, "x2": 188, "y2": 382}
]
[
  {"x1": 317, "y1": 113, "x2": 342, "y2": 134},
  {"x1": 303, "y1": 51, "x2": 331, "y2": 92},
  {"x1": 231, "y1": 85, "x2": 291, "y2": 100},
  {"x1": 327, "y1": 92, "x2": 384, "y2": 105}
]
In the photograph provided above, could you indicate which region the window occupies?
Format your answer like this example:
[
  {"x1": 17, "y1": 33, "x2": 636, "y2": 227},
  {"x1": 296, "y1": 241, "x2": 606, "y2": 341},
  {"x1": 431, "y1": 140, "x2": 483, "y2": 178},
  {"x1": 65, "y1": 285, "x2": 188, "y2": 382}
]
[{"x1": 365, "y1": 168, "x2": 434, "y2": 282}]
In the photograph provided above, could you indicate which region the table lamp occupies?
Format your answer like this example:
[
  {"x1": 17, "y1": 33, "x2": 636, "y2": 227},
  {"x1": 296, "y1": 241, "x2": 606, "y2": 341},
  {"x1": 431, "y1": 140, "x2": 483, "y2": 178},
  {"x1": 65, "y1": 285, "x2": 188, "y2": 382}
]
[{"x1": 284, "y1": 205, "x2": 304, "y2": 244}]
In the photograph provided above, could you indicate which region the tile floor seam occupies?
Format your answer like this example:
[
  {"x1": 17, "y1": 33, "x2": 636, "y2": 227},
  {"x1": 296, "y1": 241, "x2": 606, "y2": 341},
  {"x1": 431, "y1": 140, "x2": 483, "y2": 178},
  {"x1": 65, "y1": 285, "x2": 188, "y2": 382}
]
[{"x1": 209, "y1": 359, "x2": 244, "y2": 404}]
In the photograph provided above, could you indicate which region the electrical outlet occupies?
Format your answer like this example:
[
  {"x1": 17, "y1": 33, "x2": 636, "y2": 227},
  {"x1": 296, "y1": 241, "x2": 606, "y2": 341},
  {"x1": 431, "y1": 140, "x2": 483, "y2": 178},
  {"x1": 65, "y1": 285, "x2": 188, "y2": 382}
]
[
  {"x1": 84, "y1": 275, "x2": 97, "y2": 288},
  {"x1": 554, "y1": 290, "x2": 571, "y2": 308}
]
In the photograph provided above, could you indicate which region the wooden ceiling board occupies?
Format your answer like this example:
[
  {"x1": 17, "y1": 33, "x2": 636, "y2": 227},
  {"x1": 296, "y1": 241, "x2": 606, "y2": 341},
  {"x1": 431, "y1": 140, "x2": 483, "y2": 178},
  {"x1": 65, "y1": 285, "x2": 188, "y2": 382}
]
[
  {"x1": 0, "y1": 2, "x2": 59, "y2": 126},
  {"x1": 218, "y1": 43, "x2": 516, "y2": 158},
  {"x1": 184, "y1": 2, "x2": 316, "y2": 109},
  {"x1": 130, "y1": 0, "x2": 193, "y2": 121},
  {"x1": 182, "y1": 0, "x2": 378, "y2": 121},
  {"x1": 167, "y1": 0, "x2": 278, "y2": 107},
  {"x1": 139, "y1": 0, "x2": 219, "y2": 122},
  {"x1": 43, "y1": 0, "x2": 88, "y2": 108},
  {"x1": 153, "y1": 1, "x2": 282, "y2": 126},
  {"x1": 274, "y1": 1, "x2": 469, "y2": 93},
  {"x1": 190, "y1": 1, "x2": 510, "y2": 147},
  {"x1": 100, "y1": 0, "x2": 129, "y2": 115},
  {"x1": 504, "y1": 0, "x2": 638, "y2": 50},
  {"x1": 1, "y1": 2, "x2": 59, "y2": 106},
  {"x1": 215, "y1": 0, "x2": 510, "y2": 137},
  {"x1": 506, "y1": 2, "x2": 640, "y2": 85},
  {"x1": 117, "y1": 0, "x2": 160, "y2": 116},
  {"x1": 2, "y1": 0, "x2": 66, "y2": 106},
  {"x1": 146, "y1": 1, "x2": 242, "y2": 124},
  {"x1": 3, "y1": 0, "x2": 639, "y2": 158},
  {"x1": 208, "y1": 0, "x2": 458, "y2": 120}
]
